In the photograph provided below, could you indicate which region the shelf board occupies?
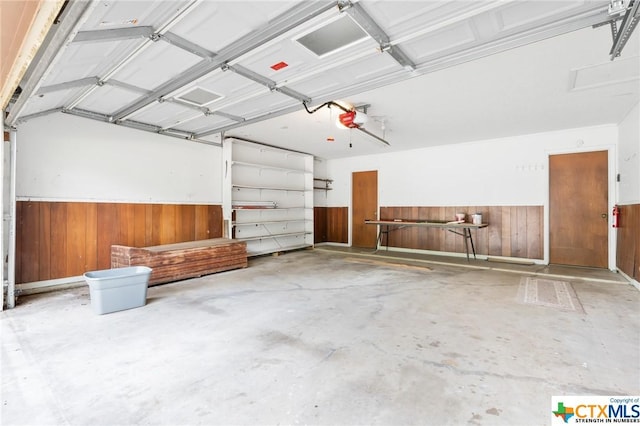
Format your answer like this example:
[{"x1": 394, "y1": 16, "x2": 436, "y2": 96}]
[
  {"x1": 233, "y1": 219, "x2": 308, "y2": 226},
  {"x1": 233, "y1": 184, "x2": 305, "y2": 192},
  {"x1": 313, "y1": 187, "x2": 333, "y2": 190},
  {"x1": 232, "y1": 160, "x2": 310, "y2": 174},
  {"x1": 247, "y1": 244, "x2": 313, "y2": 257},
  {"x1": 235, "y1": 231, "x2": 312, "y2": 241},
  {"x1": 233, "y1": 206, "x2": 311, "y2": 211}
]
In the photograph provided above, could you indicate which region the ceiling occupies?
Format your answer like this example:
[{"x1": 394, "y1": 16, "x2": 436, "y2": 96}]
[{"x1": 6, "y1": 0, "x2": 640, "y2": 159}]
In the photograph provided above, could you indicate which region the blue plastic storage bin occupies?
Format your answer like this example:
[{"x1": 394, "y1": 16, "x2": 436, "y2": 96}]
[{"x1": 83, "y1": 266, "x2": 152, "y2": 314}]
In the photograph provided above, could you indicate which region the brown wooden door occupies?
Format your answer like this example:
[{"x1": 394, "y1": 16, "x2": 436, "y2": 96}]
[
  {"x1": 352, "y1": 170, "x2": 378, "y2": 248},
  {"x1": 549, "y1": 150, "x2": 608, "y2": 268}
]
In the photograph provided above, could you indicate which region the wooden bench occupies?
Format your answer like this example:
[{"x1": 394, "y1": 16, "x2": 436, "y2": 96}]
[{"x1": 111, "y1": 238, "x2": 247, "y2": 286}]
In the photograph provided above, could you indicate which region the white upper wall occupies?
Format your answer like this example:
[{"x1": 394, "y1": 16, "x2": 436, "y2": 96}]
[
  {"x1": 324, "y1": 125, "x2": 618, "y2": 207},
  {"x1": 15, "y1": 111, "x2": 629, "y2": 209},
  {"x1": 617, "y1": 102, "x2": 640, "y2": 204},
  {"x1": 16, "y1": 113, "x2": 222, "y2": 203}
]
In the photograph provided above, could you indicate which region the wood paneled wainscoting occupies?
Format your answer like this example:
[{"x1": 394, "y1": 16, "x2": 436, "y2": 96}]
[
  {"x1": 16, "y1": 201, "x2": 222, "y2": 284},
  {"x1": 314, "y1": 207, "x2": 348, "y2": 244},
  {"x1": 616, "y1": 203, "x2": 640, "y2": 281},
  {"x1": 380, "y1": 206, "x2": 543, "y2": 259}
]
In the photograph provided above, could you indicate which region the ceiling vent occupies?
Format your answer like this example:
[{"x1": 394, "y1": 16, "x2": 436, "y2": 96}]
[
  {"x1": 296, "y1": 16, "x2": 367, "y2": 57},
  {"x1": 175, "y1": 87, "x2": 222, "y2": 106}
]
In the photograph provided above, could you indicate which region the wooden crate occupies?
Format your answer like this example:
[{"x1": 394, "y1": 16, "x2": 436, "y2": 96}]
[{"x1": 111, "y1": 238, "x2": 247, "y2": 286}]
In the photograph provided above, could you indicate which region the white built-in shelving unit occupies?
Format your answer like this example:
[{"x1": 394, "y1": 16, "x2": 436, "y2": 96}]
[{"x1": 222, "y1": 138, "x2": 314, "y2": 256}]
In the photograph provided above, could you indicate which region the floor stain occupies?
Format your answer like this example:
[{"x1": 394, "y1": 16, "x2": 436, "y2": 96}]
[
  {"x1": 442, "y1": 358, "x2": 458, "y2": 367},
  {"x1": 486, "y1": 407, "x2": 501, "y2": 416}
]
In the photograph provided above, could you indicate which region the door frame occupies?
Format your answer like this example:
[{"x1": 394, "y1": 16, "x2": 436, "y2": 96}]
[{"x1": 545, "y1": 145, "x2": 617, "y2": 271}]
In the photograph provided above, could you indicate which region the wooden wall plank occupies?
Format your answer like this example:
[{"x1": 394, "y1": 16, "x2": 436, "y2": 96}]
[
  {"x1": 194, "y1": 205, "x2": 209, "y2": 240},
  {"x1": 85, "y1": 203, "x2": 97, "y2": 273},
  {"x1": 313, "y1": 207, "x2": 347, "y2": 244},
  {"x1": 97, "y1": 203, "x2": 118, "y2": 270},
  {"x1": 176, "y1": 205, "x2": 196, "y2": 242},
  {"x1": 428, "y1": 207, "x2": 444, "y2": 250},
  {"x1": 50, "y1": 203, "x2": 68, "y2": 278},
  {"x1": 121, "y1": 203, "x2": 136, "y2": 247},
  {"x1": 379, "y1": 207, "x2": 390, "y2": 246},
  {"x1": 133, "y1": 204, "x2": 147, "y2": 248},
  {"x1": 144, "y1": 204, "x2": 154, "y2": 246},
  {"x1": 209, "y1": 205, "x2": 223, "y2": 238},
  {"x1": 394, "y1": 207, "x2": 407, "y2": 247},
  {"x1": 314, "y1": 207, "x2": 327, "y2": 243},
  {"x1": 16, "y1": 202, "x2": 31, "y2": 283},
  {"x1": 510, "y1": 206, "x2": 527, "y2": 258},
  {"x1": 327, "y1": 207, "x2": 348, "y2": 243},
  {"x1": 487, "y1": 206, "x2": 502, "y2": 256},
  {"x1": 527, "y1": 206, "x2": 543, "y2": 259},
  {"x1": 151, "y1": 204, "x2": 163, "y2": 245},
  {"x1": 160, "y1": 204, "x2": 176, "y2": 244},
  {"x1": 472, "y1": 207, "x2": 489, "y2": 255},
  {"x1": 381, "y1": 207, "x2": 393, "y2": 246},
  {"x1": 66, "y1": 203, "x2": 86, "y2": 277},
  {"x1": 407, "y1": 206, "x2": 419, "y2": 249},
  {"x1": 417, "y1": 206, "x2": 429, "y2": 250},
  {"x1": 38, "y1": 203, "x2": 51, "y2": 280},
  {"x1": 617, "y1": 204, "x2": 639, "y2": 280},
  {"x1": 339, "y1": 207, "x2": 349, "y2": 243},
  {"x1": 394, "y1": 207, "x2": 407, "y2": 248},
  {"x1": 501, "y1": 206, "x2": 512, "y2": 257},
  {"x1": 443, "y1": 207, "x2": 457, "y2": 252}
]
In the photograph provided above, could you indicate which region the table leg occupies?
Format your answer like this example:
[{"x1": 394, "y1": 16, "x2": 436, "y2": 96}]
[
  {"x1": 463, "y1": 228, "x2": 470, "y2": 261},
  {"x1": 373, "y1": 226, "x2": 383, "y2": 253},
  {"x1": 467, "y1": 228, "x2": 477, "y2": 259},
  {"x1": 385, "y1": 225, "x2": 390, "y2": 251}
]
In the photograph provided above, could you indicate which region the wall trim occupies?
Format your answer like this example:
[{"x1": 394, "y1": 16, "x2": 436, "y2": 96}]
[
  {"x1": 618, "y1": 269, "x2": 640, "y2": 291},
  {"x1": 16, "y1": 196, "x2": 223, "y2": 205},
  {"x1": 16, "y1": 276, "x2": 85, "y2": 296}
]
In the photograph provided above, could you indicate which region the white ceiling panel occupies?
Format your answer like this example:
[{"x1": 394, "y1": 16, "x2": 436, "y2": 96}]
[
  {"x1": 286, "y1": 76, "x2": 345, "y2": 100},
  {"x1": 76, "y1": 85, "x2": 145, "y2": 115},
  {"x1": 110, "y1": 41, "x2": 202, "y2": 90},
  {"x1": 360, "y1": 0, "x2": 487, "y2": 40},
  {"x1": 169, "y1": 1, "x2": 300, "y2": 53},
  {"x1": 496, "y1": 1, "x2": 584, "y2": 32},
  {"x1": 19, "y1": 88, "x2": 79, "y2": 117},
  {"x1": 127, "y1": 100, "x2": 201, "y2": 128},
  {"x1": 183, "y1": 71, "x2": 264, "y2": 103},
  {"x1": 467, "y1": 10, "x2": 504, "y2": 40},
  {"x1": 79, "y1": 0, "x2": 194, "y2": 31},
  {"x1": 571, "y1": 57, "x2": 640, "y2": 91},
  {"x1": 236, "y1": 32, "x2": 381, "y2": 87},
  {"x1": 287, "y1": 51, "x2": 403, "y2": 98},
  {"x1": 400, "y1": 21, "x2": 478, "y2": 62},
  {"x1": 173, "y1": 113, "x2": 237, "y2": 134},
  {"x1": 333, "y1": 51, "x2": 404, "y2": 84},
  {"x1": 41, "y1": 39, "x2": 143, "y2": 86},
  {"x1": 233, "y1": 38, "x2": 322, "y2": 84},
  {"x1": 221, "y1": 91, "x2": 296, "y2": 120}
]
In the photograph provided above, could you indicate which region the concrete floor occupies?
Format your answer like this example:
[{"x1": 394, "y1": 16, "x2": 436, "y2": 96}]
[{"x1": 2, "y1": 247, "x2": 638, "y2": 425}]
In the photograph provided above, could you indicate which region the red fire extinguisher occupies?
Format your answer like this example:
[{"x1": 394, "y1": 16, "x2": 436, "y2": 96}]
[{"x1": 612, "y1": 205, "x2": 620, "y2": 228}]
